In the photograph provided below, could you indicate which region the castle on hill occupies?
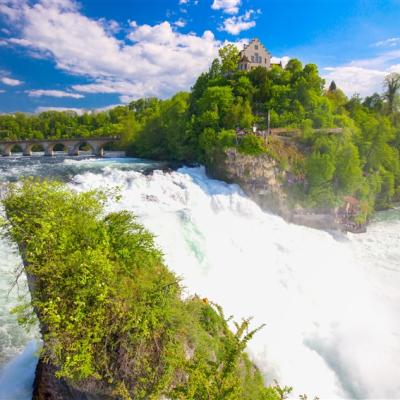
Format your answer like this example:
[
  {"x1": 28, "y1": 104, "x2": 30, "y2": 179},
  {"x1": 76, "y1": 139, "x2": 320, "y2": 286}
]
[{"x1": 238, "y1": 38, "x2": 280, "y2": 71}]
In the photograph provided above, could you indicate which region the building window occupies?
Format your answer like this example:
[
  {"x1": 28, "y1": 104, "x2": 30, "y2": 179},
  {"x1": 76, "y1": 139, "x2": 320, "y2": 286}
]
[
  {"x1": 255, "y1": 45, "x2": 259, "y2": 50},
  {"x1": 251, "y1": 55, "x2": 254, "y2": 62}
]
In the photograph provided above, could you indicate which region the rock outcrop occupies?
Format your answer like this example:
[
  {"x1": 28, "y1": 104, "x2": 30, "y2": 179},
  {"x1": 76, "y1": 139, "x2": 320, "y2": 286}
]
[
  {"x1": 206, "y1": 148, "x2": 343, "y2": 232},
  {"x1": 33, "y1": 360, "x2": 113, "y2": 400}
]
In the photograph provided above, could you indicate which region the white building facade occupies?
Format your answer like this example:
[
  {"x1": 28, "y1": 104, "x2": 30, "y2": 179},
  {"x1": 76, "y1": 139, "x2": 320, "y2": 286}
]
[{"x1": 238, "y1": 38, "x2": 272, "y2": 71}]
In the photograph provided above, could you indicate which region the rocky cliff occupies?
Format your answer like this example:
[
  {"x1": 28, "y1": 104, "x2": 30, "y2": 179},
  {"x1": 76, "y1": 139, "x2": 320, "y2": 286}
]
[
  {"x1": 33, "y1": 360, "x2": 114, "y2": 400},
  {"x1": 206, "y1": 148, "x2": 343, "y2": 232}
]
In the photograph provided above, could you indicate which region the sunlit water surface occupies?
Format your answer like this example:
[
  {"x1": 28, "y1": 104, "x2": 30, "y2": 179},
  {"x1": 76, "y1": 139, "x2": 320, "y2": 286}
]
[{"x1": 0, "y1": 154, "x2": 399, "y2": 399}]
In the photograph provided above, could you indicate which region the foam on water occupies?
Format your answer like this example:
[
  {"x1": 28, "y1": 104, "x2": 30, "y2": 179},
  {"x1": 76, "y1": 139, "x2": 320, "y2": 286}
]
[
  {"x1": 1, "y1": 158, "x2": 400, "y2": 399},
  {"x1": 0, "y1": 219, "x2": 39, "y2": 400},
  {"x1": 72, "y1": 166, "x2": 400, "y2": 399}
]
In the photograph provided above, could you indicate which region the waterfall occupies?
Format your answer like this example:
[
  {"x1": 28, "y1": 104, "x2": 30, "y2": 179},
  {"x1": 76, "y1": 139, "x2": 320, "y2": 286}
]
[
  {"x1": 72, "y1": 165, "x2": 400, "y2": 399},
  {"x1": 1, "y1": 158, "x2": 399, "y2": 399}
]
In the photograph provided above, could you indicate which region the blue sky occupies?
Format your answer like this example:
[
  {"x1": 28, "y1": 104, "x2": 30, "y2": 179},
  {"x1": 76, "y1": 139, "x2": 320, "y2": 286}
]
[{"x1": 0, "y1": 0, "x2": 399, "y2": 113}]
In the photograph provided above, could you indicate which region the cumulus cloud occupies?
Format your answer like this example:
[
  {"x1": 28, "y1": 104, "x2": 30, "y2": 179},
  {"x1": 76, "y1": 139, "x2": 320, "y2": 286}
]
[
  {"x1": 323, "y1": 46, "x2": 400, "y2": 97},
  {"x1": 26, "y1": 89, "x2": 84, "y2": 98},
  {"x1": 219, "y1": 10, "x2": 256, "y2": 35},
  {"x1": 0, "y1": 76, "x2": 23, "y2": 86},
  {"x1": 211, "y1": 0, "x2": 241, "y2": 14},
  {"x1": 388, "y1": 64, "x2": 400, "y2": 73},
  {"x1": 323, "y1": 66, "x2": 387, "y2": 97},
  {"x1": 1, "y1": 0, "x2": 223, "y2": 100}
]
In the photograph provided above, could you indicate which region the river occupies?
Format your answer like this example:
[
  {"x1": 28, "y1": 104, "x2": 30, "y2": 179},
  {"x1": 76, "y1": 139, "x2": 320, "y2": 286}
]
[{"x1": 0, "y1": 154, "x2": 399, "y2": 399}]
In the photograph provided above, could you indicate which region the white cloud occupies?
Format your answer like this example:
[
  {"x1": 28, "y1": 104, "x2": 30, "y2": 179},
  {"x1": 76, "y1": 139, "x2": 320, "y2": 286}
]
[
  {"x1": 348, "y1": 49, "x2": 400, "y2": 70},
  {"x1": 35, "y1": 106, "x2": 87, "y2": 114},
  {"x1": 271, "y1": 56, "x2": 290, "y2": 67},
  {"x1": 373, "y1": 37, "x2": 400, "y2": 48},
  {"x1": 35, "y1": 104, "x2": 121, "y2": 114},
  {"x1": 173, "y1": 18, "x2": 187, "y2": 28},
  {"x1": 219, "y1": 10, "x2": 256, "y2": 35},
  {"x1": 388, "y1": 64, "x2": 400, "y2": 73},
  {"x1": 0, "y1": 0, "x2": 27, "y2": 21},
  {"x1": 211, "y1": 0, "x2": 241, "y2": 14},
  {"x1": 323, "y1": 66, "x2": 387, "y2": 97},
  {"x1": 323, "y1": 45, "x2": 400, "y2": 97},
  {"x1": 26, "y1": 89, "x2": 84, "y2": 98},
  {"x1": 179, "y1": 0, "x2": 188, "y2": 4},
  {"x1": 72, "y1": 80, "x2": 154, "y2": 99},
  {"x1": 99, "y1": 18, "x2": 120, "y2": 35},
  {"x1": 0, "y1": 89, "x2": 5, "y2": 93},
  {"x1": 0, "y1": 76, "x2": 23, "y2": 86},
  {"x1": 2, "y1": 0, "x2": 223, "y2": 100}
]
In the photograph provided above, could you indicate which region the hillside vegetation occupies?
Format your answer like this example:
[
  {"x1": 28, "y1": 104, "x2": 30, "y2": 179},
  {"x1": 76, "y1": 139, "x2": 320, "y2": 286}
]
[{"x1": 1, "y1": 46, "x2": 399, "y2": 219}]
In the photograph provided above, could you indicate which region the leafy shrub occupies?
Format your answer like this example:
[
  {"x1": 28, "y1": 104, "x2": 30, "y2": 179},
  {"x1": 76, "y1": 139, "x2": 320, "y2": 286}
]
[
  {"x1": 239, "y1": 134, "x2": 266, "y2": 155},
  {"x1": 2, "y1": 178, "x2": 277, "y2": 400}
]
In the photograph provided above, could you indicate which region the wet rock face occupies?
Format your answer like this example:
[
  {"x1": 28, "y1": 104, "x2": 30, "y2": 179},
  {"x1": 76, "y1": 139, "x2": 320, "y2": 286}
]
[
  {"x1": 33, "y1": 360, "x2": 114, "y2": 400},
  {"x1": 206, "y1": 148, "x2": 288, "y2": 213},
  {"x1": 206, "y1": 148, "x2": 343, "y2": 232}
]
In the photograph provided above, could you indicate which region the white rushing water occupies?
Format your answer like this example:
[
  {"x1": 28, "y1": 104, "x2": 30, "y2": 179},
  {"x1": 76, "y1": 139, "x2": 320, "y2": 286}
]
[{"x1": 1, "y1": 157, "x2": 400, "y2": 399}]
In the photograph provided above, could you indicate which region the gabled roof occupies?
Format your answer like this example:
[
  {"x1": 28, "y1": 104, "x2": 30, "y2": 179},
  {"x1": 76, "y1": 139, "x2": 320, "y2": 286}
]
[{"x1": 241, "y1": 38, "x2": 271, "y2": 56}]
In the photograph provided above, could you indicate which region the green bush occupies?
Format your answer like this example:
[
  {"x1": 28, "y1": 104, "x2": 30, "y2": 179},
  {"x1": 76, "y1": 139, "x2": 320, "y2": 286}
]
[
  {"x1": 2, "y1": 179, "x2": 277, "y2": 400},
  {"x1": 239, "y1": 134, "x2": 266, "y2": 155}
]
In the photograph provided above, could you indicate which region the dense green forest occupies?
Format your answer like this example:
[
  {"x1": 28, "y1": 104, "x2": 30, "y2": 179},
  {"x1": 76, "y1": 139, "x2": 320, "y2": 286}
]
[
  {"x1": 2, "y1": 179, "x2": 294, "y2": 400},
  {"x1": 1, "y1": 45, "x2": 399, "y2": 219}
]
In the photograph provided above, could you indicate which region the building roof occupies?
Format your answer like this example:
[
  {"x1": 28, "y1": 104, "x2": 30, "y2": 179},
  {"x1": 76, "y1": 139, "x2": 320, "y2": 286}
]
[{"x1": 240, "y1": 38, "x2": 271, "y2": 56}]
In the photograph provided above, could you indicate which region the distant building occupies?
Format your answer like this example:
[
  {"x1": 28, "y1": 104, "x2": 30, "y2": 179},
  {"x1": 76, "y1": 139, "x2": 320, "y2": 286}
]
[
  {"x1": 238, "y1": 38, "x2": 271, "y2": 71},
  {"x1": 238, "y1": 38, "x2": 282, "y2": 71}
]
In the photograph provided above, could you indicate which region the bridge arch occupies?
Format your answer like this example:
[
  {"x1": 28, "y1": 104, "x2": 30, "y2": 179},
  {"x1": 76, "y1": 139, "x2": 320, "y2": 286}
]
[
  {"x1": 28, "y1": 143, "x2": 46, "y2": 156},
  {"x1": 10, "y1": 144, "x2": 24, "y2": 155},
  {"x1": 45, "y1": 142, "x2": 68, "y2": 156},
  {"x1": 1, "y1": 136, "x2": 119, "y2": 157},
  {"x1": 78, "y1": 141, "x2": 93, "y2": 153}
]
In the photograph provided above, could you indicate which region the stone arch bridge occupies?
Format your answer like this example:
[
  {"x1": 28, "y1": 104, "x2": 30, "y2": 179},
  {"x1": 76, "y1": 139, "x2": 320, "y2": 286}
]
[{"x1": 0, "y1": 136, "x2": 119, "y2": 157}]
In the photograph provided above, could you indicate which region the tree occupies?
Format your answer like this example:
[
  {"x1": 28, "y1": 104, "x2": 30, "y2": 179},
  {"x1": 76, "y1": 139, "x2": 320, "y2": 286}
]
[
  {"x1": 209, "y1": 58, "x2": 222, "y2": 79},
  {"x1": 328, "y1": 81, "x2": 337, "y2": 92},
  {"x1": 384, "y1": 72, "x2": 400, "y2": 114},
  {"x1": 218, "y1": 44, "x2": 240, "y2": 74},
  {"x1": 335, "y1": 143, "x2": 363, "y2": 194},
  {"x1": 363, "y1": 93, "x2": 384, "y2": 113}
]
